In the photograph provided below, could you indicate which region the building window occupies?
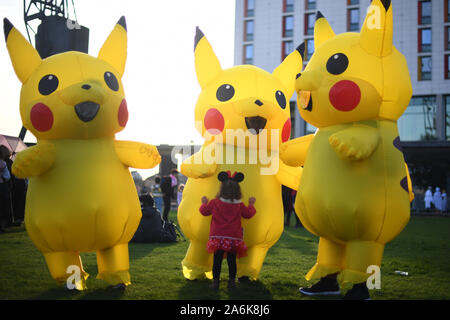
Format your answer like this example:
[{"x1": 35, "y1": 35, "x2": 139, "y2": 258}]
[
  {"x1": 305, "y1": 122, "x2": 317, "y2": 135},
  {"x1": 305, "y1": 38, "x2": 314, "y2": 60},
  {"x1": 304, "y1": 13, "x2": 315, "y2": 35},
  {"x1": 418, "y1": 28, "x2": 432, "y2": 52},
  {"x1": 244, "y1": 20, "x2": 254, "y2": 41},
  {"x1": 282, "y1": 41, "x2": 293, "y2": 60},
  {"x1": 305, "y1": 0, "x2": 316, "y2": 11},
  {"x1": 445, "y1": 54, "x2": 450, "y2": 79},
  {"x1": 445, "y1": 0, "x2": 450, "y2": 22},
  {"x1": 419, "y1": 1, "x2": 432, "y2": 25},
  {"x1": 446, "y1": 96, "x2": 450, "y2": 140},
  {"x1": 418, "y1": 56, "x2": 432, "y2": 80},
  {"x1": 348, "y1": 0, "x2": 359, "y2": 5},
  {"x1": 398, "y1": 96, "x2": 437, "y2": 141},
  {"x1": 244, "y1": 44, "x2": 253, "y2": 64},
  {"x1": 284, "y1": 0, "x2": 294, "y2": 13},
  {"x1": 445, "y1": 26, "x2": 450, "y2": 51},
  {"x1": 245, "y1": 0, "x2": 255, "y2": 17},
  {"x1": 347, "y1": 8, "x2": 360, "y2": 31},
  {"x1": 283, "y1": 15, "x2": 294, "y2": 38}
]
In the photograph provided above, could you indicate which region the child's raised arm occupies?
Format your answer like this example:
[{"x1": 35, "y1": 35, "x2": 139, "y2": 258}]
[
  {"x1": 241, "y1": 197, "x2": 256, "y2": 219},
  {"x1": 199, "y1": 196, "x2": 213, "y2": 216}
]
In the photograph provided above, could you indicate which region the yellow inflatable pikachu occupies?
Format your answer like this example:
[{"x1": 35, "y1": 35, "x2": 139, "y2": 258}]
[
  {"x1": 178, "y1": 27, "x2": 303, "y2": 281},
  {"x1": 280, "y1": 0, "x2": 414, "y2": 295},
  {"x1": 3, "y1": 17, "x2": 161, "y2": 290}
]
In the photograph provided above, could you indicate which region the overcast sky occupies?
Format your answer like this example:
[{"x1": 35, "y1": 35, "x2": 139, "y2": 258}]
[
  {"x1": 0, "y1": 0, "x2": 236, "y2": 178},
  {"x1": 0, "y1": 0, "x2": 235, "y2": 144}
]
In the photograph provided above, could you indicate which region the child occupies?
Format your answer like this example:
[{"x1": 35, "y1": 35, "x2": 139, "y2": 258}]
[{"x1": 199, "y1": 171, "x2": 256, "y2": 289}]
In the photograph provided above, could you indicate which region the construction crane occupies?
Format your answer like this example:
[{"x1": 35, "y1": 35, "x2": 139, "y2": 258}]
[{"x1": 20, "y1": 0, "x2": 89, "y2": 140}]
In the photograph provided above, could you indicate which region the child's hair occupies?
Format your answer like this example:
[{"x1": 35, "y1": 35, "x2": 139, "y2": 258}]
[
  {"x1": 217, "y1": 180, "x2": 242, "y2": 201},
  {"x1": 154, "y1": 176, "x2": 161, "y2": 184},
  {"x1": 178, "y1": 184, "x2": 185, "y2": 192}
]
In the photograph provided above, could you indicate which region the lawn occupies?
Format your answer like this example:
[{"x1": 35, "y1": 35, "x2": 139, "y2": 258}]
[{"x1": 0, "y1": 212, "x2": 449, "y2": 300}]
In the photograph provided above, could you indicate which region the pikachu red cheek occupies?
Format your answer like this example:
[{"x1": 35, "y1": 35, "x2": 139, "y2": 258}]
[
  {"x1": 118, "y1": 99, "x2": 128, "y2": 127},
  {"x1": 204, "y1": 108, "x2": 224, "y2": 135},
  {"x1": 30, "y1": 103, "x2": 54, "y2": 132},
  {"x1": 281, "y1": 118, "x2": 291, "y2": 143},
  {"x1": 329, "y1": 80, "x2": 361, "y2": 112}
]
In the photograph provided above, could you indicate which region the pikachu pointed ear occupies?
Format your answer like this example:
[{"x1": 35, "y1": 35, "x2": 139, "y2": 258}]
[
  {"x1": 272, "y1": 43, "x2": 304, "y2": 97},
  {"x1": 360, "y1": 0, "x2": 393, "y2": 57},
  {"x1": 314, "y1": 11, "x2": 336, "y2": 49},
  {"x1": 194, "y1": 27, "x2": 222, "y2": 89},
  {"x1": 3, "y1": 18, "x2": 42, "y2": 84},
  {"x1": 98, "y1": 16, "x2": 127, "y2": 76}
]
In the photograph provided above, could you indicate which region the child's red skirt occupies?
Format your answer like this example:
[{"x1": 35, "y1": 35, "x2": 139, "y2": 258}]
[{"x1": 207, "y1": 236, "x2": 248, "y2": 258}]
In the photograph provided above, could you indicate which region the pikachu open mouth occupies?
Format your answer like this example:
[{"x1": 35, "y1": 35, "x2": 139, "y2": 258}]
[
  {"x1": 75, "y1": 101, "x2": 100, "y2": 122},
  {"x1": 298, "y1": 91, "x2": 313, "y2": 112},
  {"x1": 245, "y1": 116, "x2": 267, "y2": 135}
]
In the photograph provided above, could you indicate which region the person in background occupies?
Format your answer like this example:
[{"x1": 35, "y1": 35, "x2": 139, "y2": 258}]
[
  {"x1": 161, "y1": 175, "x2": 173, "y2": 221},
  {"x1": 441, "y1": 190, "x2": 447, "y2": 213},
  {"x1": 433, "y1": 187, "x2": 442, "y2": 213},
  {"x1": 200, "y1": 174, "x2": 256, "y2": 290},
  {"x1": 282, "y1": 185, "x2": 293, "y2": 227},
  {"x1": 0, "y1": 145, "x2": 12, "y2": 232},
  {"x1": 177, "y1": 184, "x2": 185, "y2": 206},
  {"x1": 151, "y1": 176, "x2": 164, "y2": 214},
  {"x1": 424, "y1": 186, "x2": 433, "y2": 211},
  {"x1": 170, "y1": 169, "x2": 179, "y2": 199}
]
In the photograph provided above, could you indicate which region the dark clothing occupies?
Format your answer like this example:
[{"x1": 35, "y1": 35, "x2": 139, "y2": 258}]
[
  {"x1": 212, "y1": 250, "x2": 237, "y2": 280},
  {"x1": 161, "y1": 176, "x2": 173, "y2": 221},
  {"x1": 131, "y1": 205, "x2": 164, "y2": 243}
]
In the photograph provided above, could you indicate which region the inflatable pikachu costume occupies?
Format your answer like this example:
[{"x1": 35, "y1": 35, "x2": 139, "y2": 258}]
[
  {"x1": 178, "y1": 28, "x2": 303, "y2": 280},
  {"x1": 281, "y1": 0, "x2": 414, "y2": 287},
  {"x1": 3, "y1": 17, "x2": 161, "y2": 290}
]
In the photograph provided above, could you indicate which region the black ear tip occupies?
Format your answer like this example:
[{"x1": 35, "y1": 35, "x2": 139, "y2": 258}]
[
  {"x1": 296, "y1": 42, "x2": 305, "y2": 59},
  {"x1": 117, "y1": 16, "x2": 127, "y2": 31},
  {"x1": 316, "y1": 11, "x2": 324, "y2": 20},
  {"x1": 372, "y1": 0, "x2": 391, "y2": 11},
  {"x1": 3, "y1": 18, "x2": 13, "y2": 41},
  {"x1": 194, "y1": 26, "x2": 204, "y2": 51}
]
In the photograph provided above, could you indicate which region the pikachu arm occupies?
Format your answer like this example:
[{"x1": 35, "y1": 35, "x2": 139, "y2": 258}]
[
  {"x1": 279, "y1": 134, "x2": 314, "y2": 167},
  {"x1": 180, "y1": 144, "x2": 217, "y2": 179},
  {"x1": 114, "y1": 140, "x2": 161, "y2": 169},
  {"x1": 275, "y1": 160, "x2": 303, "y2": 190},
  {"x1": 328, "y1": 125, "x2": 380, "y2": 161},
  {"x1": 12, "y1": 141, "x2": 56, "y2": 178}
]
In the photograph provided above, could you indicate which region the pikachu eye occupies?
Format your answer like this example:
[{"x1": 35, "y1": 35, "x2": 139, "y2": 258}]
[
  {"x1": 38, "y1": 74, "x2": 59, "y2": 95},
  {"x1": 104, "y1": 71, "x2": 119, "y2": 91},
  {"x1": 275, "y1": 90, "x2": 286, "y2": 109},
  {"x1": 216, "y1": 84, "x2": 235, "y2": 102},
  {"x1": 326, "y1": 53, "x2": 349, "y2": 75}
]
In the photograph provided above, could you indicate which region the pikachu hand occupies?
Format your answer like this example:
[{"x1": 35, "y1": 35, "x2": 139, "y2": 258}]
[
  {"x1": 280, "y1": 134, "x2": 314, "y2": 167},
  {"x1": 114, "y1": 140, "x2": 161, "y2": 169},
  {"x1": 180, "y1": 161, "x2": 217, "y2": 179},
  {"x1": 12, "y1": 141, "x2": 56, "y2": 178},
  {"x1": 329, "y1": 126, "x2": 380, "y2": 161}
]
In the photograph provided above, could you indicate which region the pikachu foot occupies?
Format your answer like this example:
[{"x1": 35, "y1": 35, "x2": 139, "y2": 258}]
[
  {"x1": 236, "y1": 245, "x2": 269, "y2": 280},
  {"x1": 181, "y1": 241, "x2": 213, "y2": 280},
  {"x1": 44, "y1": 251, "x2": 89, "y2": 291},
  {"x1": 96, "y1": 243, "x2": 131, "y2": 286}
]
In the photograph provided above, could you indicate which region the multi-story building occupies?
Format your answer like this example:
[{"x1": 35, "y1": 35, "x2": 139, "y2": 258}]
[{"x1": 235, "y1": 0, "x2": 450, "y2": 204}]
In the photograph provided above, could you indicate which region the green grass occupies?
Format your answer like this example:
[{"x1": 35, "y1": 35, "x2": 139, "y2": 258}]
[{"x1": 0, "y1": 212, "x2": 449, "y2": 300}]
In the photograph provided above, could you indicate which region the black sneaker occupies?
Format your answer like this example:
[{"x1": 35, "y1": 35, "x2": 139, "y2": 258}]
[
  {"x1": 299, "y1": 277, "x2": 341, "y2": 296},
  {"x1": 343, "y1": 282, "x2": 371, "y2": 300}
]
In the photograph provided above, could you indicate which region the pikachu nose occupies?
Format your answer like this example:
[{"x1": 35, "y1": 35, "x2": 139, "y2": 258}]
[
  {"x1": 81, "y1": 84, "x2": 91, "y2": 90},
  {"x1": 254, "y1": 99, "x2": 263, "y2": 106}
]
